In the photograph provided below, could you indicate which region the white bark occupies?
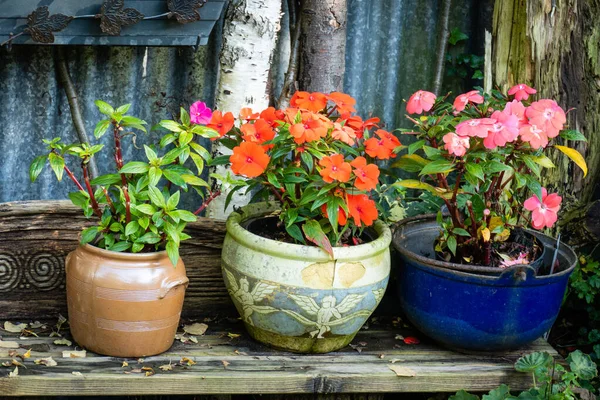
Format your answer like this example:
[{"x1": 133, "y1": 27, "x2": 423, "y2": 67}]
[{"x1": 206, "y1": 0, "x2": 283, "y2": 219}]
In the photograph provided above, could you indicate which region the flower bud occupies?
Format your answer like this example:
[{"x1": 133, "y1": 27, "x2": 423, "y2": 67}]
[{"x1": 483, "y1": 209, "x2": 491, "y2": 216}]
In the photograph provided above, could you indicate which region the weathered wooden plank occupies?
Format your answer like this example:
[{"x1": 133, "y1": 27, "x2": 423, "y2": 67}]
[
  {"x1": 0, "y1": 320, "x2": 558, "y2": 396},
  {"x1": 0, "y1": 200, "x2": 234, "y2": 320}
]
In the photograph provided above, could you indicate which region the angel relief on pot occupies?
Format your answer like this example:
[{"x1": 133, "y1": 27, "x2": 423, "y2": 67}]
[{"x1": 223, "y1": 267, "x2": 382, "y2": 339}]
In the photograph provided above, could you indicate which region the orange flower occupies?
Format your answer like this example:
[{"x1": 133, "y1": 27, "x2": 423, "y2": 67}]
[
  {"x1": 239, "y1": 107, "x2": 259, "y2": 122},
  {"x1": 346, "y1": 194, "x2": 378, "y2": 227},
  {"x1": 340, "y1": 113, "x2": 380, "y2": 138},
  {"x1": 327, "y1": 92, "x2": 356, "y2": 114},
  {"x1": 290, "y1": 91, "x2": 328, "y2": 113},
  {"x1": 364, "y1": 129, "x2": 400, "y2": 160},
  {"x1": 207, "y1": 111, "x2": 235, "y2": 139},
  {"x1": 230, "y1": 142, "x2": 270, "y2": 178},
  {"x1": 332, "y1": 122, "x2": 357, "y2": 145},
  {"x1": 351, "y1": 156, "x2": 380, "y2": 191},
  {"x1": 260, "y1": 107, "x2": 285, "y2": 127},
  {"x1": 321, "y1": 204, "x2": 347, "y2": 226},
  {"x1": 319, "y1": 154, "x2": 351, "y2": 183},
  {"x1": 289, "y1": 112, "x2": 329, "y2": 144},
  {"x1": 240, "y1": 119, "x2": 276, "y2": 149}
]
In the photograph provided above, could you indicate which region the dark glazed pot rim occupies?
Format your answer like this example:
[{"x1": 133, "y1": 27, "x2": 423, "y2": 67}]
[
  {"x1": 78, "y1": 243, "x2": 169, "y2": 261},
  {"x1": 392, "y1": 214, "x2": 577, "y2": 279}
]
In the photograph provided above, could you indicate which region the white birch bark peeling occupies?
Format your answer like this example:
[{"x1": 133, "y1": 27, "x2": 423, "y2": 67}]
[{"x1": 206, "y1": 0, "x2": 283, "y2": 220}]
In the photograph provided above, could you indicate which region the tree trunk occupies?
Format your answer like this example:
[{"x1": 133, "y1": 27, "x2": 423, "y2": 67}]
[
  {"x1": 298, "y1": 0, "x2": 347, "y2": 92},
  {"x1": 206, "y1": 0, "x2": 283, "y2": 219},
  {"x1": 491, "y1": 0, "x2": 600, "y2": 204}
]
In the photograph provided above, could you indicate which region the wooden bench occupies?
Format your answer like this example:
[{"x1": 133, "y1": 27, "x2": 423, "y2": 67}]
[{"x1": 0, "y1": 201, "x2": 559, "y2": 397}]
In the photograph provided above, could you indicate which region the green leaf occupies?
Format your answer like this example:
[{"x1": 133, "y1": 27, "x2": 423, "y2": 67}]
[
  {"x1": 302, "y1": 220, "x2": 333, "y2": 258},
  {"x1": 80, "y1": 226, "x2": 98, "y2": 244},
  {"x1": 160, "y1": 133, "x2": 177, "y2": 148},
  {"x1": 182, "y1": 174, "x2": 210, "y2": 188},
  {"x1": 109, "y1": 241, "x2": 131, "y2": 252},
  {"x1": 514, "y1": 352, "x2": 553, "y2": 373},
  {"x1": 419, "y1": 159, "x2": 455, "y2": 176},
  {"x1": 286, "y1": 224, "x2": 306, "y2": 245},
  {"x1": 132, "y1": 242, "x2": 144, "y2": 253},
  {"x1": 448, "y1": 28, "x2": 469, "y2": 45},
  {"x1": 392, "y1": 179, "x2": 452, "y2": 199},
  {"x1": 171, "y1": 210, "x2": 197, "y2": 222},
  {"x1": 521, "y1": 156, "x2": 541, "y2": 177},
  {"x1": 144, "y1": 145, "x2": 158, "y2": 163},
  {"x1": 180, "y1": 107, "x2": 191, "y2": 126},
  {"x1": 392, "y1": 154, "x2": 430, "y2": 173},
  {"x1": 526, "y1": 175, "x2": 543, "y2": 201},
  {"x1": 135, "y1": 204, "x2": 156, "y2": 215},
  {"x1": 423, "y1": 145, "x2": 442, "y2": 158},
  {"x1": 560, "y1": 130, "x2": 587, "y2": 142},
  {"x1": 465, "y1": 163, "x2": 484, "y2": 181},
  {"x1": 163, "y1": 169, "x2": 186, "y2": 187},
  {"x1": 68, "y1": 191, "x2": 90, "y2": 210},
  {"x1": 408, "y1": 140, "x2": 426, "y2": 155},
  {"x1": 161, "y1": 147, "x2": 185, "y2": 165},
  {"x1": 189, "y1": 153, "x2": 205, "y2": 174},
  {"x1": 95, "y1": 100, "x2": 114, "y2": 116},
  {"x1": 566, "y1": 350, "x2": 597, "y2": 380},
  {"x1": 116, "y1": 104, "x2": 131, "y2": 114},
  {"x1": 447, "y1": 235, "x2": 457, "y2": 255},
  {"x1": 531, "y1": 155, "x2": 556, "y2": 169},
  {"x1": 125, "y1": 221, "x2": 140, "y2": 236},
  {"x1": 90, "y1": 173, "x2": 122, "y2": 186},
  {"x1": 48, "y1": 152, "x2": 65, "y2": 181},
  {"x1": 147, "y1": 186, "x2": 166, "y2": 208},
  {"x1": 167, "y1": 191, "x2": 180, "y2": 210},
  {"x1": 29, "y1": 155, "x2": 47, "y2": 182},
  {"x1": 453, "y1": 228, "x2": 471, "y2": 237},
  {"x1": 449, "y1": 390, "x2": 479, "y2": 400},
  {"x1": 137, "y1": 232, "x2": 161, "y2": 244},
  {"x1": 209, "y1": 155, "x2": 231, "y2": 166},
  {"x1": 301, "y1": 151, "x2": 314, "y2": 171},
  {"x1": 159, "y1": 120, "x2": 183, "y2": 132},
  {"x1": 485, "y1": 161, "x2": 513, "y2": 174},
  {"x1": 94, "y1": 119, "x2": 111, "y2": 139},
  {"x1": 148, "y1": 166, "x2": 162, "y2": 187},
  {"x1": 482, "y1": 384, "x2": 511, "y2": 400},
  {"x1": 166, "y1": 240, "x2": 179, "y2": 267},
  {"x1": 189, "y1": 142, "x2": 211, "y2": 161},
  {"x1": 138, "y1": 216, "x2": 149, "y2": 230},
  {"x1": 267, "y1": 172, "x2": 282, "y2": 189},
  {"x1": 120, "y1": 162, "x2": 150, "y2": 174},
  {"x1": 179, "y1": 131, "x2": 193, "y2": 146}
]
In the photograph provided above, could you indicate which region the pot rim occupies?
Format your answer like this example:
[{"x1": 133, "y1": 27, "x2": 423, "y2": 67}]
[
  {"x1": 393, "y1": 214, "x2": 576, "y2": 279},
  {"x1": 78, "y1": 243, "x2": 169, "y2": 261},
  {"x1": 225, "y1": 202, "x2": 392, "y2": 262}
]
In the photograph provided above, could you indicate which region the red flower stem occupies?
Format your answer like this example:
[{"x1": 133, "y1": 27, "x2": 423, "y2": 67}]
[
  {"x1": 63, "y1": 165, "x2": 85, "y2": 192},
  {"x1": 467, "y1": 201, "x2": 478, "y2": 237},
  {"x1": 102, "y1": 187, "x2": 116, "y2": 214},
  {"x1": 112, "y1": 123, "x2": 131, "y2": 223},
  {"x1": 193, "y1": 189, "x2": 221, "y2": 215},
  {"x1": 82, "y1": 162, "x2": 103, "y2": 218}
]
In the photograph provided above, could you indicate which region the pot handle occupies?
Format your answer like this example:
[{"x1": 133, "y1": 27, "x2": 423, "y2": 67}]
[
  {"x1": 497, "y1": 265, "x2": 537, "y2": 284},
  {"x1": 159, "y1": 276, "x2": 189, "y2": 299}
]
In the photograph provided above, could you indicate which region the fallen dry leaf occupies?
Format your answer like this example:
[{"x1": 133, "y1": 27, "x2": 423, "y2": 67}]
[
  {"x1": 137, "y1": 358, "x2": 144, "y2": 364},
  {"x1": 221, "y1": 360, "x2": 230, "y2": 369},
  {"x1": 159, "y1": 363, "x2": 173, "y2": 371},
  {"x1": 389, "y1": 358, "x2": 405, "y2": 364},
  {"x1": 388, "y1": 365, "x2": 416, "y2": 377},
  {"x1": 183, "y1": 323, "x2": 208, "y2": 336},
  {"x1": 71, "y1": 371, "x2": 83, "y2": 377},
  {"x1": 11, "y1": 359, "x2": 25, "y2": 368},
  {"x1": 0, "y1": 340, "x2": 19, "y2": 349},
  {"x1": 1, "y1": 361, "x2": 11, "y2": 367},
  {"x1": 8, "y1": 366, "x2": 18, "y2": 377},
  {"x1": 62, "y1": 350, "x2": 86, "y2": 358},
  {"x1": 395, "y1": 334, "x2": 405, "y2": 340},
  {"x1": 4, "y1": 321, "x2": 27, "y2": 333},
  {"x1": 23, "y1": 349, "x2": 31, "y2": 359},
  {"x1": 49, "y1": 332, "x2": 61, "y2": 338},
  {"x1": 54, "y1": 338, "x2": 72, "y2": 346},
  {"x1": 180, "y1": 357, "x2": 196, "y2": 366},
  {"x1": 188, "y1": 335, "x2": 198, "y2": 344},
  {"x1": 34, "y1": 357, "x2": 57, "y2": 367},
  {"x1": 29, "y1": 321, "x2": 44, "y2": 329},
  {"x1": 141, "y1": 366, "x2": 154, "y2": 376},
  {"x1": 227, "y1": 333, "x2": 241, "y2": 339},
  {"x1": 122, "y1": 361, "x2": 129, "y2": 368},
  {"x1": 379, "y1": 354, "x2": 385, "y2": 359}
]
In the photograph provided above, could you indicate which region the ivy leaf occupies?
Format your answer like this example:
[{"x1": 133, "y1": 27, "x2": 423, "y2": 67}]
[
  {"x1": 48, "y1": 152, "x2": 65, "y2": 181},
  {"x1": 29, "y1": 155, "x2": 47, "y2": 182},
  {"x1": 25, "y1": 6, "x2": 73, "y2": 44},
  {"x1": 514, "y1": 352, "x2": 552, "y2": 373},
  {"x1": 99, "y1": 0, "x2": 145, "y2": 36},
  {"x1": 448, "y1": 28, "x2": 469, "y2": 45},
  {"x1": 302, "y1": 220, "x2": 333, "y2": 258},
  {"x1": 167, "y1": 0, "x2": 207, "y2": 24}
]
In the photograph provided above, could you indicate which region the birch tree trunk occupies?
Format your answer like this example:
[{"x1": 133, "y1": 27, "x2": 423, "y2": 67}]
[
  {"x1": 206, "y1": 0, "x2": 283, "y2": 219},
  {"x1": 491, "y1": 0, "x2": 600, "y2": 204},
  {"x1": 298, "y1": 0, "x2": 347, "y2": 92}
]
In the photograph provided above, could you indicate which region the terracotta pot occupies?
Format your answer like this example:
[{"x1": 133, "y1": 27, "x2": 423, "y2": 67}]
[
  {"x1": 222, "y1": 203, "x2": 391, "y2": 353},
  {"x1": 65, "y1": 244, "x2": 188, "y2": 357}
]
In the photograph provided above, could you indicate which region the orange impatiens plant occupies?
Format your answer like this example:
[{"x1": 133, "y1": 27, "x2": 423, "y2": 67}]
[{"x1": 214, "y1": 91, "x2": 394, "y2": 256}]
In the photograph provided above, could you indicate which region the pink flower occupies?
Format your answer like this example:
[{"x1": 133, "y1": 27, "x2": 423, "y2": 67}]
[
  {"x1": 519, "y1": 124, "x2": 548, "y2": 149},
  {"x1": 500, "y1": 252, "x2": 530, "y2": 269},
  {"x1": 453, "y1": 90, "x2": 484, "y2": 112},
  {"x1": 443, "y1": 132, "x2": 470, "y2": 156},
  {"x1": 523, "y1": 188, "x2": 562, "y2": 230},
  {"x1": 503, "y1": 100, "x2": 527, "y2": 128},
  {"x1": 525, "y1": 99, "x2": 566, "y2": 138},
  {"x1": 508, "y1": 84, "x2": 537, "y2": 101},
  {"x1": 483, "y1": 111, "x2": 519, "y2": 149},
  {"x1": 406, "y1": 90, "x2": 437, "y2": 114},
  {"x1": 190, "y1": 101, "x2": 212, "y2": 125},
  {"x1": 456, "y1": 118, "x2": 496, "y2": 138}
]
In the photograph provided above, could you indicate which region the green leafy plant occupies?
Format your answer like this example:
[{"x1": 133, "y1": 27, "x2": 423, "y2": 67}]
[
  {"x1": 450, "y1": 350, "x2": 598, "y2": 400},
  {"x1": 446, "y1": 28, "x2": 484, "y2": 81},
  {"x1": 30, "y1": 100, "x2": 220, "y2": 265}
]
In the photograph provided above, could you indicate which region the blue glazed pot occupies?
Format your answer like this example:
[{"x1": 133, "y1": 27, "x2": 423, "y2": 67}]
[{"x1": 392, "y1": 215, "x2": 576, "y2": 351}]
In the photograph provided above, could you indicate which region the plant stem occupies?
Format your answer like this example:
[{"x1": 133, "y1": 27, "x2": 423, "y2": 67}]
[
  {"x1": 63, "y1": 165, "x2": 85, "y2": 192},
  {"x1": 102, "y1": 187, "x2": 116, "y2": 214},
  {"x1": 82, "y1": 162, "x2": 103, "y2": 218},
  {"x1": 0, "y1": 32, "x2": 24, "y2": 47},
  {"x1": 467, "y1": 201, "x2": 478, "y2": 237},
  {"x1": 193, "y1": 190, "x2": 222, "y2": 215},
  {"x1": 113, "y1": 123, "x2": 130, "y2": 223}
]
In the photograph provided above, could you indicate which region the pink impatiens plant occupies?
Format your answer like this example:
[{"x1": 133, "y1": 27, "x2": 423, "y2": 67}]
[{"x1": 396, "y1": 85, "x2": 588, "y2": 267}]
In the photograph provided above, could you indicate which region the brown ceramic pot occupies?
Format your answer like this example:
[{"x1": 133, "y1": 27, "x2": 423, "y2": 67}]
[{"x1": 65, "y1": 244, "x2": 188, "y2": 357}]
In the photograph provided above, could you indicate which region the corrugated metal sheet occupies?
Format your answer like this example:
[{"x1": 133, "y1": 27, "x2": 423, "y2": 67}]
[{"x1": 0, "y1": 0, "x2": 487, "y2": 205}]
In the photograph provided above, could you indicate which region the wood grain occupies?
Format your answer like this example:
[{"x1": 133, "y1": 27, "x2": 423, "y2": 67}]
[{"x1": 0, "y1": 319, "x2": 559, "y2": 396}]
